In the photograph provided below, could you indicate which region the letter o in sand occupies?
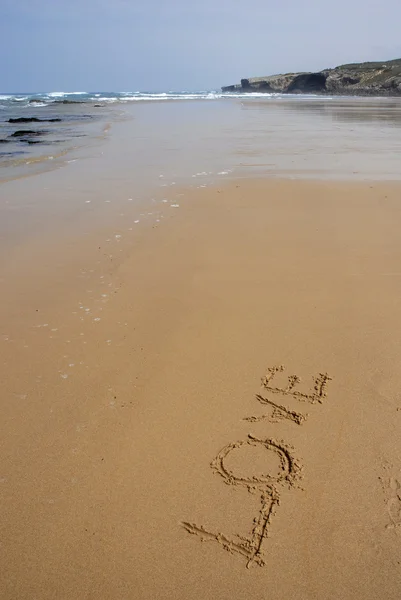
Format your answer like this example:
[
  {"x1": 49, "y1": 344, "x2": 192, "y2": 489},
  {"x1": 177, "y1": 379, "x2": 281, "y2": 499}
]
[{"x1": 212, "y1": 436, "x2": 294, "y2": 489}]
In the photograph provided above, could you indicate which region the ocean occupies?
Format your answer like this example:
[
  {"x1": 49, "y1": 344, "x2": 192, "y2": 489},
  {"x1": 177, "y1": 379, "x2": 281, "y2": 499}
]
[
  {"x1": 2, "y1": 91, "x2": 401, "y2": 184},
  {"x1": 0, "y1": 90, "x2": 252, "y2": 176}
]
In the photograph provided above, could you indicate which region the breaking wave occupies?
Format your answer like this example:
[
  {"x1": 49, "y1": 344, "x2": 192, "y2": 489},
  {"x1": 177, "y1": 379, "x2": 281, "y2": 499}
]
[{"x1": 0, "y1": 90, "x2": 315, "y2": 108}]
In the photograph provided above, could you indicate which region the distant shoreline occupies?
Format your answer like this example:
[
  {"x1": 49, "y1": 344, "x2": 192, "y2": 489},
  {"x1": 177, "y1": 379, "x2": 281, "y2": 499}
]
[{"x1": 222, "y1": 58, "x2": 401, "y2": 96}]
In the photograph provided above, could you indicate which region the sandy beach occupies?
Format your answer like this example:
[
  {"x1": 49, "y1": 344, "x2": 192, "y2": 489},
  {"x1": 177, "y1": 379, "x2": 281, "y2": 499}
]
[{"x1": 1, "y1": 173, "x2": 401, "y2": 599}]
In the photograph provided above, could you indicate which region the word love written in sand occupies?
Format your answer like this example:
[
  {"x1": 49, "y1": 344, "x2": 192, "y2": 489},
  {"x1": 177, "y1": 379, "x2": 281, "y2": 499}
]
[{"x1": 182, "y1": 366, "x2": 332, "y2": 568}]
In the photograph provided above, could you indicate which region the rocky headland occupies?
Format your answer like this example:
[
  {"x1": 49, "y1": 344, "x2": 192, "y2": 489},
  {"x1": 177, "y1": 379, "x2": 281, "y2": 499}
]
[{"x1": 222, "y1": 58, "x2": 401, "y2": 95}]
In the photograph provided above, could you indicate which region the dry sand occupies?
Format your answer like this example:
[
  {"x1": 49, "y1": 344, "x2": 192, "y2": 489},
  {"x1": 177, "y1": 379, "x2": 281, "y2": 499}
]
[{"x1": 1, "y1": 178, "x2": 401, "y2": 599}]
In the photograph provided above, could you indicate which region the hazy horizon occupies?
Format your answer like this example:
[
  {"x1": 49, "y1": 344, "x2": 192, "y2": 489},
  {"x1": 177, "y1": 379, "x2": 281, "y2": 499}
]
[{"x1": 2, "y1": 0, "x2": 401, "y2": 93}]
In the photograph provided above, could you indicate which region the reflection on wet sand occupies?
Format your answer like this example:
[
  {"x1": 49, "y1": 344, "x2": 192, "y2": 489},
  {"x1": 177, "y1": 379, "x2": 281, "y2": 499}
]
[{"x1": 241, "y1": 97, "x2": 401, "y2": 123}]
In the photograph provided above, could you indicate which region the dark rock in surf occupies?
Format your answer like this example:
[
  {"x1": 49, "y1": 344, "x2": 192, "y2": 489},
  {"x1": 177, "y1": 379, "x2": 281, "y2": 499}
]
[
  {"x1": 11, "y1": 130, "x2": 47, "y2": 137},
  {"x1": 54, "y1": 100, "x2": 84, "y2": 104},
  {"x1": 9, "y1": 117, "x2": 41, "y2": 123},
  {"x1": 8, "y1": 117, "x2": 61, "y2": 123}
]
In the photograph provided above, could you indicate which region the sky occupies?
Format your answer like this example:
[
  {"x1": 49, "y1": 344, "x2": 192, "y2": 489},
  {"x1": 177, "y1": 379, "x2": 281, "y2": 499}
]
[{"x1": 1, "y1": 0, "x2": 401, "y2": 92}]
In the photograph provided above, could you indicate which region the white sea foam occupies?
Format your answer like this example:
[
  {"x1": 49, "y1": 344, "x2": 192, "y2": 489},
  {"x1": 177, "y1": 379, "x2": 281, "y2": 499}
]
[
  {"x1": 89, "y1": 96, "x2": 119, "y2": 103},
  {"x1": 0, "y1": 91, "x2": 333, "y2": 108},
  {"x1": 83, "y1": 91, "x2": 261, "y2": 103},
  {"x1": 47, "y1": 91, "x2": 87, "y2": 97},
  {"x1": 47, "y1": 92, "x2": 67, "y2": 98}
]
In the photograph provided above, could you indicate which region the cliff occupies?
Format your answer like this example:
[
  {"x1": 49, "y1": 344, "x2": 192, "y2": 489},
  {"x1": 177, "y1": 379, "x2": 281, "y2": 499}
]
[{"x1": 222, "y1": 59, "x2": 401, "y2": 96}]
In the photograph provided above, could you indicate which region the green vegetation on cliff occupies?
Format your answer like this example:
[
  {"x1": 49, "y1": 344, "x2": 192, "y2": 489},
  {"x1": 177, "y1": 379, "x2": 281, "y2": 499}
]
[{"x1": 222, "y1": 59, "x2": 401, "y2": 95}]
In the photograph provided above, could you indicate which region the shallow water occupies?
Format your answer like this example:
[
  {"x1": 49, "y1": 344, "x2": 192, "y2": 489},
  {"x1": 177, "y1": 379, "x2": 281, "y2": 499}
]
[
  {"x1": 0, "y1": 98, "x2": 121, "y2": 180},
  {"x1": 109, "y1": 95, "x2": 401, "y2": 182},
  {"x1": 1, "y1": 94, "x2": 401, "y2": 249},
  {"x1": 2, "y1": 93, "x2": 401, "y2": 183}
]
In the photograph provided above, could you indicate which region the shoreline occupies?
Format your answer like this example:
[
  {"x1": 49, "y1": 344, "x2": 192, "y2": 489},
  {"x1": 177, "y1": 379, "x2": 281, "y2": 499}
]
[
  {"x1": 4, "y1": 93, "x2": 401, "y2": 185},
  {"x1": 1, "y1": 175, "x2": 401, "y2": 599}
]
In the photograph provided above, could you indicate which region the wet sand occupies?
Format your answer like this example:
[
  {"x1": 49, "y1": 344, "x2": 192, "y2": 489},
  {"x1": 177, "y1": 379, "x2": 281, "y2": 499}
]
[
  {"x1": 4, "y1": 95, "x2": 401, "y2": 186},
  {"x1": 1, "y1": 177, "x2": 401, "y2": 599}
]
